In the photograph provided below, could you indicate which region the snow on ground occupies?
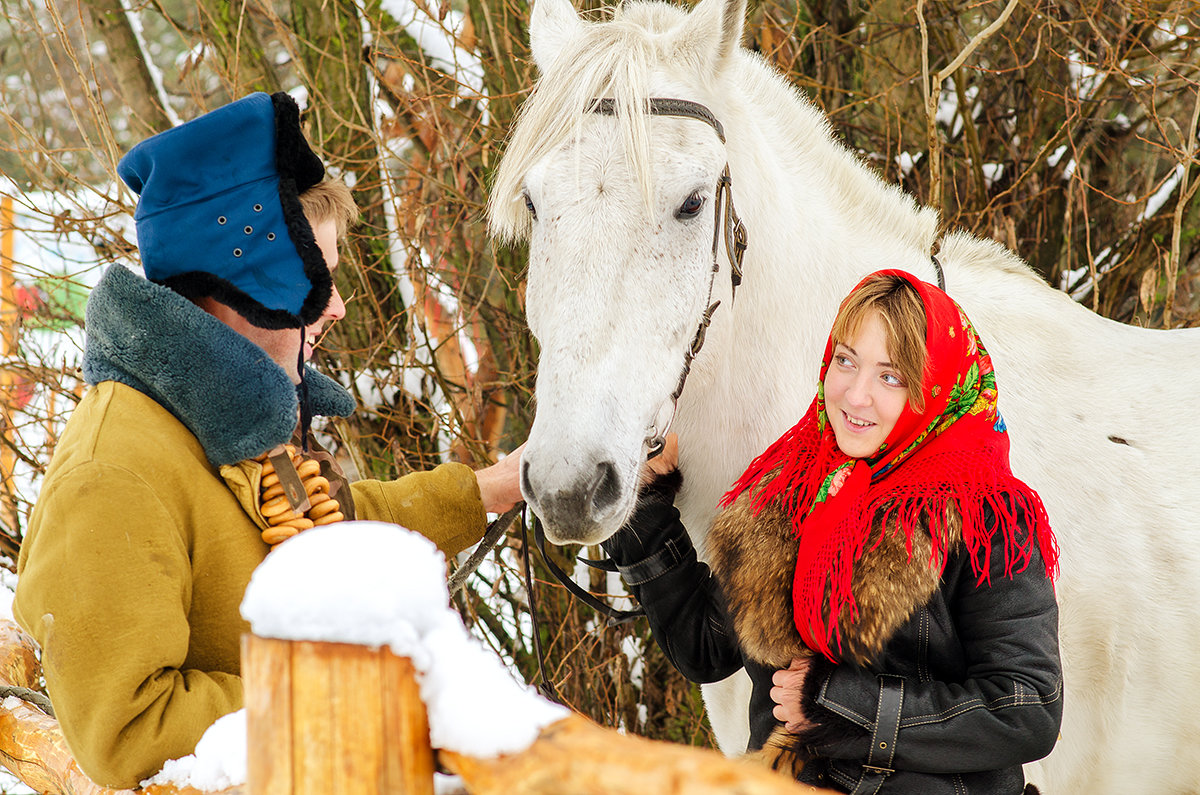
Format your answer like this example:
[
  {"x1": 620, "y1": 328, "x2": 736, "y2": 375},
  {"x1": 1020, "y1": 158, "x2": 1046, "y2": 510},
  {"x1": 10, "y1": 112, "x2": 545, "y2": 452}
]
[
  {"x1": 0, "y1": 565, "x2": 17, "y2": 624},
  {"x1": 141, "y1": 711, "x2": 246, "y2": 791},
  {"x1": 0, "y1": 770, "x2": 34, "y2": 795}
]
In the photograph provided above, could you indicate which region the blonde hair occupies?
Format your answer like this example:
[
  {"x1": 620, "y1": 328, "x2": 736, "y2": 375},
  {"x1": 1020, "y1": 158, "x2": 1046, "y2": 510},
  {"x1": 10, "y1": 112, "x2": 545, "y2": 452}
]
[
  {"x1": 830, "y1": 274, "x2": 928, "y2": 411},
  {"x1": 299, "y1": 179, "x2": 358, "y2": 237}
]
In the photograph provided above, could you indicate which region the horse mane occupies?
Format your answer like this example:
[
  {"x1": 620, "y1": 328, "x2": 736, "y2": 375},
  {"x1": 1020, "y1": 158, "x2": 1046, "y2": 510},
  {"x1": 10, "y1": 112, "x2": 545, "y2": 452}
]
[
  {"x1": 489, "y1": 2, "x2": 698, "y2": 242},
  {"x1": 721, "y1": 53, "x2": 940, "y2": 257}
]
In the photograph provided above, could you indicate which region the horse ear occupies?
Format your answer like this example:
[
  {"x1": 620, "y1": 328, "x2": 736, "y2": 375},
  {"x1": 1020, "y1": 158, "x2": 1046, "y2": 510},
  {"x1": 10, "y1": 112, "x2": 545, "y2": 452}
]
[
  {"x1": 530, "y1": 0, "x2": 586, "y2": 73},
  {"x1": 678, "y1": 0, "x2": 746, "y2": 69}
]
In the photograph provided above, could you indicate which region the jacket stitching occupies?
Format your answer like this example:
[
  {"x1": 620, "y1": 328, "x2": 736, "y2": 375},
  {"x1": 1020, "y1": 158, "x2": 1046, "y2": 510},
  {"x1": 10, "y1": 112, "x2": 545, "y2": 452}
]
[
  {"x1": 829, "y1": 766, "x2": 857, "y2": 790},
  {"x1": 917, "y1": 611, "x2": 931, "y2": 682},
  {"x1": 899, "y1": 685, "x2": 1061, "y2": 727},
  {"x1": 899, "y1": 675, "x2": 1062, "y2": 726},
  {"x1": 615, "y1": 536, "x2": 687, "y2": 585},
  {"x1": 817, "y1": 678, "x2": 872, "y2": 728},
  {"x1": 874, "y1": 676, "x2": 902, "y2": 768}
]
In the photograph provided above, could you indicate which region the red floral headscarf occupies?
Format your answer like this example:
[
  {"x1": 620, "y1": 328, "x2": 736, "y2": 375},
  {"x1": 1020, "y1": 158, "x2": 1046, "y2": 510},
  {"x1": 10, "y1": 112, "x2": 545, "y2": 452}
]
[{"x1": 721, "y1": 270, "x2": 1058, "y2": 661}]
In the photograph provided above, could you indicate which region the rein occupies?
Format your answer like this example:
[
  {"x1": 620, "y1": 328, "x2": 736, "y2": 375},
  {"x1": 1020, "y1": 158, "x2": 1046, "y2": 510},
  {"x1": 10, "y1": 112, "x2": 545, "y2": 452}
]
[{"x1": 590, "y1": 98, "x2": 747, "y2": 458}]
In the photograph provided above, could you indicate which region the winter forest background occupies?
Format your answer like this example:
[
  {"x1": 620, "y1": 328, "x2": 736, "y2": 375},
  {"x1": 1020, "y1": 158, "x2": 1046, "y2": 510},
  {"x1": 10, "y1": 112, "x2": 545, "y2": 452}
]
[{"x1": 1, "y1": 0, "x2": 1197, "y2": 755}]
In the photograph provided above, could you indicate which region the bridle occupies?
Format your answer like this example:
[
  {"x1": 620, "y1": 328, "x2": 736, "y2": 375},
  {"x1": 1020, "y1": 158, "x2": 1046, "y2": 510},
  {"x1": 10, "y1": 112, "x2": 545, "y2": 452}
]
[
  {"x1": 538, "y1": 98, "x2": 747, "y2": 628},
  {"x1": 588, "y1": 98, "x2": 749, "y2": 459},
  {"x1": 449, "y1": 97, "x2": 748, "y2": 699}
]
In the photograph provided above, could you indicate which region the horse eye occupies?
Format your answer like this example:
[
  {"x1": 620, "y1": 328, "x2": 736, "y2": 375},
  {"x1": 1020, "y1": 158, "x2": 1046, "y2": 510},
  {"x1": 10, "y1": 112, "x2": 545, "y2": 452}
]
[
  {"x1": 676, "y1": 192, "x2": 705, "y2": 220},
  {"x1": 523, "y1": 192, "x2": 538, "y2": 220}
]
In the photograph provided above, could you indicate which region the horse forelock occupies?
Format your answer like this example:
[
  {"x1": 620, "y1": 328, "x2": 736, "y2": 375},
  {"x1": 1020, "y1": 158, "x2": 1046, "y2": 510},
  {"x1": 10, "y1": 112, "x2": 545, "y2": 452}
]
[{"x1": 490, "y1": 3, "x2": 701, "y2": 242}]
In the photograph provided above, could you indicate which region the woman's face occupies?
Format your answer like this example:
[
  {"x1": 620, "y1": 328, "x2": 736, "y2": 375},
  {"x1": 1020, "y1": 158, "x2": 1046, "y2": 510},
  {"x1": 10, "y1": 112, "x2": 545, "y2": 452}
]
[{"x1": 823, "y1": 311, "x2": 911, "y2": 459}]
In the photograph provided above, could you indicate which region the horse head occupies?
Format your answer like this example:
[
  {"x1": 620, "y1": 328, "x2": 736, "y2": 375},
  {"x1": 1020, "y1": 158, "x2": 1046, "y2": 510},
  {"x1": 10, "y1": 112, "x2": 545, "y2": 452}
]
[{"x1": 491, "y1": 0, "x2": 749, "y2": 544}]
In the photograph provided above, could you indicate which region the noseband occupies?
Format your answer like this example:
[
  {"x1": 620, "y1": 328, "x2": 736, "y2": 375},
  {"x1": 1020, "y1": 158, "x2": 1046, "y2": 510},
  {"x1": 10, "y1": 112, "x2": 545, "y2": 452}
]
[{"x1": 589, "y1": 98, "x2": 748, "y2": 458}]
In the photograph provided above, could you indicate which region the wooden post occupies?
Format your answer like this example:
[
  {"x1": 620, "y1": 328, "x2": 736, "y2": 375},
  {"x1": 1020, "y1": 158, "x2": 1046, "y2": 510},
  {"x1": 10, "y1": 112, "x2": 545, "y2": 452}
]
[{"x1": 242, "y1": 634, "x2": 434, "y2": 795}]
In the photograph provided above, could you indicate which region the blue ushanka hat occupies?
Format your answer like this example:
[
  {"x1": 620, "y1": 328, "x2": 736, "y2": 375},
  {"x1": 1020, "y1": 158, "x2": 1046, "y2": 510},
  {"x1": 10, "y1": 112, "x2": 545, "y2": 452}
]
[{"x1": 117, "y1": 92, "x2": 331, "y2": 330}]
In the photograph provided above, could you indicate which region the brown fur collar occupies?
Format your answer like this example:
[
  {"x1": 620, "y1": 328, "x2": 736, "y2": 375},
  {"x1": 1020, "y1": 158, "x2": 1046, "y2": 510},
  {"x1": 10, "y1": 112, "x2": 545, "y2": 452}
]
[{"x1": 704, "y1": 494, "x2": 962, "y2": 667}]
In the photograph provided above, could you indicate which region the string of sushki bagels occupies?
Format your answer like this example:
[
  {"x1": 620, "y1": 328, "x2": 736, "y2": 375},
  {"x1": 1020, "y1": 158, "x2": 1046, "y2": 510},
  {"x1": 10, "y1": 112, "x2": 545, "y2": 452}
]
[{"x1": 256, "y1": 445, "x2": 344, "y2": 547}]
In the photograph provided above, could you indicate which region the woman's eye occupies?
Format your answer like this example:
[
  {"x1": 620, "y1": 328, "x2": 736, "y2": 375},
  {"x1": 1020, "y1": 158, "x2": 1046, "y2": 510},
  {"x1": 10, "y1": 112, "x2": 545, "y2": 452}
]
[
  {"x1": 834, "y1": 354, "x2": 853, "y2": 368},
  {"x1": 882, "y1": 372, "x2": 905, "y2": 387},
  {"x1": 523, "y1": 192, "x2": 537, "y2": 220},
  {"x1": 675, "y1": 192, "x2": 705, "y2": 219}
]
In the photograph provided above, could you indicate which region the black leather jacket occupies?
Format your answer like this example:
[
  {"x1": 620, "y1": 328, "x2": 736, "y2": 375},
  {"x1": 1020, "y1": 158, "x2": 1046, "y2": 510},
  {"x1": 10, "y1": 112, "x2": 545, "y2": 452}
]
[{"x1": 603, "y1": 480, "x2": 1062, "y2": 794}]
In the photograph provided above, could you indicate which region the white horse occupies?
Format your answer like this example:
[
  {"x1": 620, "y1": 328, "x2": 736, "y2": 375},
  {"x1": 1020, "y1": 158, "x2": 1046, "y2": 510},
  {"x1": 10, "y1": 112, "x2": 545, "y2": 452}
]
[{"x1": 488, "y1": 0, "x2": 1200, "y2": 790}]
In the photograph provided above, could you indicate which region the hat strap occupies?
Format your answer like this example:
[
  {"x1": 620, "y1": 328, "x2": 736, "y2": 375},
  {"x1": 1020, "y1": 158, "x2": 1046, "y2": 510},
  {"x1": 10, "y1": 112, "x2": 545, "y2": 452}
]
[{"x1": 298, "y1": 328, "x2": 312, "y2": 453}]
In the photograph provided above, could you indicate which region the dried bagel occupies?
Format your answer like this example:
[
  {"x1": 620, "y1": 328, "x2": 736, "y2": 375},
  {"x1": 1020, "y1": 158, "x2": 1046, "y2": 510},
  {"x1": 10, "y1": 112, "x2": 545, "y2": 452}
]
[{"x1": 254, "y1": 447, "x2": 343, "y2": 548}]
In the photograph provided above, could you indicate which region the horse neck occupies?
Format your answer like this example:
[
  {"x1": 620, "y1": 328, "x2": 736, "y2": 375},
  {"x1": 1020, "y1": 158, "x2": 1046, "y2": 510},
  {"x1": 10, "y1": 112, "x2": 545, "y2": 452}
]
[
  {"x1": 708, "y1": 51, "x2": 939, "y2": 370},
  {"x1": 673, "y1": 54, "x2": 940, "y2": 526}
]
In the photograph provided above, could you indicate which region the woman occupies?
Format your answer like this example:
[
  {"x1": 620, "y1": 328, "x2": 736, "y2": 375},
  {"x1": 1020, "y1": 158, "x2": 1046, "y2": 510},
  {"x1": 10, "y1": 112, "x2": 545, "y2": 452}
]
[{"x1": 603, "y1": 270, "x2": 1062, "y2": 794}]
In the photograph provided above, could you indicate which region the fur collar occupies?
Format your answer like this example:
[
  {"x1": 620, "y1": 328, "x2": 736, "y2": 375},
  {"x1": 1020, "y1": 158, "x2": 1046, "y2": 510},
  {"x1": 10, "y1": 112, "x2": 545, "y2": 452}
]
[
  {"x1": 705, "y1": 495, "x2": 961, "y2": 667},
  {"x1": 82, "y1": 265, "x2": 355, "y2": 467}
]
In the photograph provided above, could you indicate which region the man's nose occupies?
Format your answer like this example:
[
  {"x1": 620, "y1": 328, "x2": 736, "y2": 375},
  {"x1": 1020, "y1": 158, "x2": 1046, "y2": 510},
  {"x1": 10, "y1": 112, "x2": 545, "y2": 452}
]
[{"x1": 325, "y1": 284, "x2": 346, "y2": 322}]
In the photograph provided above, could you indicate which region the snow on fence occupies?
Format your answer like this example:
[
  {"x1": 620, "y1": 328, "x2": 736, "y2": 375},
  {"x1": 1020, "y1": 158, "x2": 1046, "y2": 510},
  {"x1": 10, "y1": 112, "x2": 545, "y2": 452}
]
[{"x1": 0, "y1": 522, "x2": 833, "y2": 794}]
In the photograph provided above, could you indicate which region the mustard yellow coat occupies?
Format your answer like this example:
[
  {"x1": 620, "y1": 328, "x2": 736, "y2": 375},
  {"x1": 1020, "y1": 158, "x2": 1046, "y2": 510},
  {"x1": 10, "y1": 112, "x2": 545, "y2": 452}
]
[{"x1": 14, "y1": 381, "x2": 486, "y2": 787}]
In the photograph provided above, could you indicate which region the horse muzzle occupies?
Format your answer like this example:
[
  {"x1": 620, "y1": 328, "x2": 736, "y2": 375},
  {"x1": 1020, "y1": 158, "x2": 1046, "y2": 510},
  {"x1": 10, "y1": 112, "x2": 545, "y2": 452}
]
[{"x1": 520, "y1": 453, "x2": 632, "y2": 544}]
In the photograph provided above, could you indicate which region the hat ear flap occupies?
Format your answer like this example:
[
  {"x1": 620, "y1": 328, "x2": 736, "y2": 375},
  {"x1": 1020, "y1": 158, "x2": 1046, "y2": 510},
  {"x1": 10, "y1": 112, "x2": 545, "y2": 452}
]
[
  {"x1": 269, "y1": 93, "x2": 331, "y2": 327},
  {"x1": 118, "y1": 91, "x2": 334, "y2": 329},
  {"x1": 271, "y1": 92, "x2": 325, "y2": 191}
]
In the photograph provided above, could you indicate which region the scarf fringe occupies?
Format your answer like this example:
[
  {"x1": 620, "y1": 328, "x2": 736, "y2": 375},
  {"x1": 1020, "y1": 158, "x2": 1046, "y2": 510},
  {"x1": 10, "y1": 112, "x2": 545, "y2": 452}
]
[
  {"x1": 803, "y1": 477, "x2": 1058, "y2": 661},
  {"x1": 720, "y1": 398, "x2": 831, "y2": 518}
]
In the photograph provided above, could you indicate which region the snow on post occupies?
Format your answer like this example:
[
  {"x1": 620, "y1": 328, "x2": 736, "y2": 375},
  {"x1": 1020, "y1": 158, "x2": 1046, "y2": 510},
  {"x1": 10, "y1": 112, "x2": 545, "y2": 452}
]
[{"x1": 238, "y1": 520, "x2": 566, "y2": 793}]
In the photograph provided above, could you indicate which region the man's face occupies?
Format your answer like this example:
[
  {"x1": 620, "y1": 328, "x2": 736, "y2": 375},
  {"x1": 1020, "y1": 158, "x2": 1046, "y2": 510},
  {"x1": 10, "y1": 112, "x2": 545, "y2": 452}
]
[{"x1": 203, "y1": 218, "x2": 346, "y2": 384}]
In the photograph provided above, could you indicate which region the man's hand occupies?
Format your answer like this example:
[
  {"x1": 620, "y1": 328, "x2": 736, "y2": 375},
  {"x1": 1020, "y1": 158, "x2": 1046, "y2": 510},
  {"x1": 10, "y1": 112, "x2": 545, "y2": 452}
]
[
  {"x1": 474, "y1": 442, "x2": 525, "y2": 514},
  {"x1": 770, "y1": 656, "x2": 815, "y2": 733}
]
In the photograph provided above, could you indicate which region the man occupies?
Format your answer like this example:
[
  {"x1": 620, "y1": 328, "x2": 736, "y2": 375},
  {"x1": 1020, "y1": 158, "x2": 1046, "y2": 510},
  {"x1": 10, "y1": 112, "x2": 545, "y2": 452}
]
[{"x1": 13, "y1": 92, "x2": 521, "y2": 787}]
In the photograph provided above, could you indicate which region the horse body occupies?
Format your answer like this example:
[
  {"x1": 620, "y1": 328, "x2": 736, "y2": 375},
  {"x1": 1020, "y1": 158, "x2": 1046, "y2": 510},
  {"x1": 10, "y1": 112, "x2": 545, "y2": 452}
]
[{"x1": 492, "y1": 0, "x2": 1200, "y2": 790}]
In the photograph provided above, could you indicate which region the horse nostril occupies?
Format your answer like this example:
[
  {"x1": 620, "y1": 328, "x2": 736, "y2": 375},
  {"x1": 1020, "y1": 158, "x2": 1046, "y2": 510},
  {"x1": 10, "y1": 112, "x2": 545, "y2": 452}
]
[
  {"x1": 521, "y1": 458, "x2": 536, "y2": 501},
  {"x1": 590, "y1": 461, "x2": 620, "y2": 512}
]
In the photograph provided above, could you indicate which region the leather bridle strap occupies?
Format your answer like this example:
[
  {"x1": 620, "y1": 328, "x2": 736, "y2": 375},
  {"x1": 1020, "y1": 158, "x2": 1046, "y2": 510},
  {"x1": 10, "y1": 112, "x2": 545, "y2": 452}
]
[
  {"x1": 514, "y1": 97, "x2": 748, "y2": 637},
  {"x1": 532, "y1": 513, "x2": 644, "y2": 625},
  {"x1": 589, "y1": 97, "x2": 726, "y2": 142},
  {"x1": 588, "y1": 96, "x2": 747, "y2": 459}
]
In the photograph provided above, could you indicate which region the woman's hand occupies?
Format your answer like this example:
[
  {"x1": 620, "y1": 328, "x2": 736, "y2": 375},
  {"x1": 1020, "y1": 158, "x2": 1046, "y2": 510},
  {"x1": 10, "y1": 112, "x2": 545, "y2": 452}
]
[
  {"x1": 640, "y1": 433, "x2": 679, "y2": 485},
  {"x1": 771, "y1": 656, "x2": 815, "y2": 733}
]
